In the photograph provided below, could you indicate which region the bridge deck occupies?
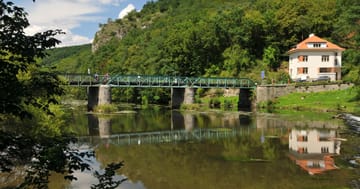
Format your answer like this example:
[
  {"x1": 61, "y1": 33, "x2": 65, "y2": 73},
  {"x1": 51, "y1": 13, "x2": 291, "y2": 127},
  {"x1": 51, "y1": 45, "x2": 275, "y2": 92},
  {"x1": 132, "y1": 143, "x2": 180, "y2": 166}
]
[
  {"x1": 61, "y1": 74, "x2": 256, "y2": 89},
  {"x1": 76, "y1": 127, "x2": 285, "y2": 146},
  {"x1": 77, "y1": 127, "x2": 255, "y2": 146}
]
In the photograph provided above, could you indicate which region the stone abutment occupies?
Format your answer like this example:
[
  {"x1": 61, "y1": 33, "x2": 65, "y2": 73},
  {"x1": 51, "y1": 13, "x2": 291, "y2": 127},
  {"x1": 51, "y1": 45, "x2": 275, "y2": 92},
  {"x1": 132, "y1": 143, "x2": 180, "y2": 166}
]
[{"x1": 255, "y1": 83, "x2": 353, "y2": 104}]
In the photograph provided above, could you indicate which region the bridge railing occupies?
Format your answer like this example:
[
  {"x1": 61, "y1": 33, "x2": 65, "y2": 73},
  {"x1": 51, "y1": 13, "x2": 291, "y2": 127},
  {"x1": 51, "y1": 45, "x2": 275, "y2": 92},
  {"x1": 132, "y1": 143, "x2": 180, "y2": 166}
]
[
  {"x1": 76, "y1": 127, "x2": 254, "y2": 146},
  {"x1": 60, "y1": 74, "x2": 256, "y2": 89},
  {"x1": 59, "y1": 73, "x2": 110, "y2": 86}
]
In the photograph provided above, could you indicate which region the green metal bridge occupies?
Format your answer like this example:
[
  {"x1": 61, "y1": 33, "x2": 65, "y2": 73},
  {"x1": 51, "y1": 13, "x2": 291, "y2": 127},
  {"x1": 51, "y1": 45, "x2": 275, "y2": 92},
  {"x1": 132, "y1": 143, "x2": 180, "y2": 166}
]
[{"x1": 60, "y1": 74, "x2": 256, "y2": 89}]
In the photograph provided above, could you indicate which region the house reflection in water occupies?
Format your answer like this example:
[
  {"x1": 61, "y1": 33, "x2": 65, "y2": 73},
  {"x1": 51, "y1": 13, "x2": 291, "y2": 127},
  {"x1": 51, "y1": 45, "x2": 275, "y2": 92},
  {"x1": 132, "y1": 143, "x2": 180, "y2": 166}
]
[{"x1": 288, "y1": 129, "x2": 342, "y2": 175}]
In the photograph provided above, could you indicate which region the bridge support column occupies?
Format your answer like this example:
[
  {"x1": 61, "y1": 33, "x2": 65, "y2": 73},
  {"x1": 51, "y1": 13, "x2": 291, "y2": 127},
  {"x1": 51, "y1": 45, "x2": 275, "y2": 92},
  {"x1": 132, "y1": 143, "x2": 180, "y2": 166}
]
[
  {"x1": 238, "y1": 88, "x2": 253, "y2": 111},
  {"x1": 87, "y1": 114, "x2": 99, "y2": 135},
  {"x1": 88, "y1": 87, "x2": 99, "y2": 111},
  {"x1": 98, "y1": 117, "x2": 112, "y2": 138},
  {"x1": 171, "y1": 87, "x2": 195, "y2": 109},
  {"x1": 87, "y1": 85, "x2": 111, "y2": 111},
  {"x1": 98, "y1": 85, "x2": 111, "y2": 105},
  {"x1": 171, "y1": 111, "x2": 195, "y2": 131},
  {"x1": 184, "y1": 113, "x2": 195, "y2": 131},
  {"x1": 87, "y1": 114, "x2": 111, "y2": 138}
]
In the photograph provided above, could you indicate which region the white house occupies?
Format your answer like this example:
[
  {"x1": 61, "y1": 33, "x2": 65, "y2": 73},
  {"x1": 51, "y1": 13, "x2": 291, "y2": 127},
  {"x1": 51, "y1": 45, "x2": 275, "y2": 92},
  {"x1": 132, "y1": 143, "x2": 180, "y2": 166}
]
[
  {"x1": 288, "y1": 34, "x2": 345, "y2": 81},
  {"x1": 288, "y1": 128, "x2": 341, "y2": 175},
  {"x1": 288, "y1": 129, "x2": 341, "y2": 155}
]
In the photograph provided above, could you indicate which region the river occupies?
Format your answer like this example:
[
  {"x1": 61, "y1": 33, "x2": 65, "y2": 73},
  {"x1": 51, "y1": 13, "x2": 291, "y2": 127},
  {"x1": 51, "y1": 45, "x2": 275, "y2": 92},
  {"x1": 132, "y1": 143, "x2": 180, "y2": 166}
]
[{"x1": 3, "y1": 105, "x2": 360, "y2": 188}]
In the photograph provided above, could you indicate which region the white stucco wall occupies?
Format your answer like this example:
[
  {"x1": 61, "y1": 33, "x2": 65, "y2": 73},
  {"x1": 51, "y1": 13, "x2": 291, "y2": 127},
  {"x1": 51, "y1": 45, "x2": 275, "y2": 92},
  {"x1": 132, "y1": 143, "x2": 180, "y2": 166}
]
[
  {"x1": 289, "y1": 129, "x2": 340, "y2": 154},
  {"x1": 289, "y1": 51, "x2": 342, "y2": 81}
]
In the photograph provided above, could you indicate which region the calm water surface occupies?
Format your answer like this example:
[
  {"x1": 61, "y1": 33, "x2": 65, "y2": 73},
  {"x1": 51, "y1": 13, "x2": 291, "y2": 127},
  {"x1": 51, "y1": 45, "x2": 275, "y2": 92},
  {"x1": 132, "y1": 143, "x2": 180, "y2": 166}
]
[{"x1": 48, "y1": 107, "x2": 360, "y2": 188}]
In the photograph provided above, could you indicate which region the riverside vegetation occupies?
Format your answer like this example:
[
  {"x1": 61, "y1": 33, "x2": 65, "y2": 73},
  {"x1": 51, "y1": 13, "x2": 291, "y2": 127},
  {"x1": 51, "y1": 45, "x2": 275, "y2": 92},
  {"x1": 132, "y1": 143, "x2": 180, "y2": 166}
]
[
  {"x1": 257, "y1": 86, "x2": 360, "y2": 115},
  {"x1": 272, "y1": 87, "x2": 360, "y2": 114}
]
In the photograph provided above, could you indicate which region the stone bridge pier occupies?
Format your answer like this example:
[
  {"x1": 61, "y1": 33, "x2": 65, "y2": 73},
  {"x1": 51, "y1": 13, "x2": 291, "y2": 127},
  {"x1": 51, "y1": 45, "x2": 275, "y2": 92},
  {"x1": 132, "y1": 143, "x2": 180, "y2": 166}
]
[
  {"x1": 171, "y1": 111, "x2": 195, "y2": 131},
  {"x1": 87, "y1": 85, "x2": 111, "y2": 111},
  {"x1": 171, "y1": 87, "x2": 253, "y2": 110},
  {"x1": 87, "y1": 114, "x2": 112, "y2": 138},
  {"x1": 88, "y1": 85, "x2": 253, "y2": 111},
  {"x1": 238, "y1": 88, "x2": 253, "y2": 111},
  {"x1": 171, "y1": 88, "x2": 195, "y2": 109}
]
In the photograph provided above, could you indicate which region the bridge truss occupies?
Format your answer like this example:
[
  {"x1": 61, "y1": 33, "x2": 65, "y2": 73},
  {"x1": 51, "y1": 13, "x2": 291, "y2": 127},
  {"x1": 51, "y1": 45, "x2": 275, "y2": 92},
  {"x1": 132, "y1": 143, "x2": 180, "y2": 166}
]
[
  {"x1": 61, "y1": 74, "x2": 256, "y2": 89},
  {"x1": 76, "y1": 127, "x2": 285, "y2": 146},
  {"x1": 77, "y1": 127, "x2": 256, "y2": 146}
]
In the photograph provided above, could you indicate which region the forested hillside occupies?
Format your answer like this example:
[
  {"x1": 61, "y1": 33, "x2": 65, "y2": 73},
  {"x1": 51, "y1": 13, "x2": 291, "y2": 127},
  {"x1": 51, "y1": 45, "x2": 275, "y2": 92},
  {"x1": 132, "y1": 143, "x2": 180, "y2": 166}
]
[
  {"x1": 42, "y1": 44, "x2": 92, "y2": 73},
  {"x1": 42, "y1": 0, "x2": 360, "y2": 103}
]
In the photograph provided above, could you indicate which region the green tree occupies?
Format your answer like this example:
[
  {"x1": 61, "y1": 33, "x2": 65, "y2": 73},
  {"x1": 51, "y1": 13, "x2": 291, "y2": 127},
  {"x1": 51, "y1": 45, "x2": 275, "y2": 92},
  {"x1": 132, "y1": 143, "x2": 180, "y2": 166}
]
[
  {"x1": 0, "y1": 0, "x2": 63, "y2": 118},
  {"x1": 222, "y1": 44, "x2": 252, "y2": 77},
  {"x1": 0, "y1": 1, "x2": 95, "y2": 188},
  {"x1": 163, "y1": 19, "x2": 222, "y2": 76},
  {"x1": 274, "y1": 0, "x2": 336, "y2": 51},
  {"x1": 91, "y1": 162, "x2": 127, "y2": 189},
  {"x1": 332, "y1": 0, "x2": 360, "y2": 97},
  {"x1": 262, "y1": 46, "x2": 280, "y2": 71}
]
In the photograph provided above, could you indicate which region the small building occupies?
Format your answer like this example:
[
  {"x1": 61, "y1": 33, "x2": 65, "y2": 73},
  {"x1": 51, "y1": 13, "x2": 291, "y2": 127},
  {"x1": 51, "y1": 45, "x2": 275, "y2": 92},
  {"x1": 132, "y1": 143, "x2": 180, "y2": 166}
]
[{"x1": 288, "y1": 34, "x2": 345, "y2": 81}]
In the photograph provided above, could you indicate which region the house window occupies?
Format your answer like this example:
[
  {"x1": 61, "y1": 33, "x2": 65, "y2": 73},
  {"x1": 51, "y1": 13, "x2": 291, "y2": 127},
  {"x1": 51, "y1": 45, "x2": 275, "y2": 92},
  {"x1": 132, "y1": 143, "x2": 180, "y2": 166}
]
[
  {"x1": 303, "y1": 56, "x2": 308, "y2": 62},
  {"x1": 303, "y1": 67, "x2": 308, "y2": 74},
  {"x1": 297, "y1": 135, "x2": 308, "y2": 141},
  {"x1": 319, "y1": 67, "x2": 331, "y2": 73},
  {"x1": 298, "y1": 147, "x2": 308, "y2": 154},
  {"x1": 321, "y1": 147, "x2": 329, "y2": 153},
  {"x1": 298, "y1": 55, "x2": 308, "y2": 62},
  {"x1": 313, "y1": 43, "x2": 321, "y2": 48},
  {"x1": 322, "y1": 55, "x2": 329, "y2": 62},
  {"x1": 308, "y1": 161, "x2": 322, "y2": 168},
  {"x1": 297, "y1": 67, "x2": 308, "y2": 74}
]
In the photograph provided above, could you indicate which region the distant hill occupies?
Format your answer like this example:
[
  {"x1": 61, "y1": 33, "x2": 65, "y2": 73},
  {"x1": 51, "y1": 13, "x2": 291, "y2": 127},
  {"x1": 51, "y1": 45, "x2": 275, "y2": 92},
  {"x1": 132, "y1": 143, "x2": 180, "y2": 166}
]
[{"x1": 42, "y1": 44, "x2": 92, "y2": 73}]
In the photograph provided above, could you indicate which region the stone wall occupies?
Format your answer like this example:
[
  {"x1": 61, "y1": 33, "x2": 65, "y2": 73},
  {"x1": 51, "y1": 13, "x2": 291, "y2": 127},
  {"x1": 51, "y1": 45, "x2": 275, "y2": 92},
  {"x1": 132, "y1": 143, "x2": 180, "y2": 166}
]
[
  {"x1": 256, "y1": 114, "x2": 344, "y2": 129},
  {"x1": 256, "y1": 83, "x2": 353, "y2": 103},
  {"x1": 207, "y1": 88, "x2": 240, "y2": 97}
]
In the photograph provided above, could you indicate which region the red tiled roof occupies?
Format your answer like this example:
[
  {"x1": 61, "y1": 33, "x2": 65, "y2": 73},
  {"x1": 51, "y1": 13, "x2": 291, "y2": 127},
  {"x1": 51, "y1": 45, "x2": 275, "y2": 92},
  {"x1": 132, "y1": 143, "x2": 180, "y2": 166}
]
[
  {"x1": 288, "y1": 34, "x2": 345, "y2": 54},
  {"x1": 288, "y1": 154, "x2": 338, "y2": 175}
]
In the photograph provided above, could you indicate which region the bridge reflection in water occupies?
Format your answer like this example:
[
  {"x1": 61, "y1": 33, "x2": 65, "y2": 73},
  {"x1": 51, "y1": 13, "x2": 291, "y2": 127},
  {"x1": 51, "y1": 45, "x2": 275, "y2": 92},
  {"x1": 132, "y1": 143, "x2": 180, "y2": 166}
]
[
  {"x1": 78, "y1": 126, "x2": 255, "y2": 146},
  {"x1": 70, "y1": 111, "x2": 348, "y2": 188},
  {"x1": 79, "y1": 112, "x2": 343, "y2": 176},
  {"x1": 79, "y1": 112, "x2": 256, "y2": 146}
]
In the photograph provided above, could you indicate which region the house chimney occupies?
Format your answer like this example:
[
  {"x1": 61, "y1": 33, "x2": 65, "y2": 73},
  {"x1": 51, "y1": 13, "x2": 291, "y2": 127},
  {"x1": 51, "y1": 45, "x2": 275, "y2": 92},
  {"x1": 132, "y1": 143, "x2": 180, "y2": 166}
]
[{"x1": 309, "y1": 33, "x2": 315, "y2": 37}]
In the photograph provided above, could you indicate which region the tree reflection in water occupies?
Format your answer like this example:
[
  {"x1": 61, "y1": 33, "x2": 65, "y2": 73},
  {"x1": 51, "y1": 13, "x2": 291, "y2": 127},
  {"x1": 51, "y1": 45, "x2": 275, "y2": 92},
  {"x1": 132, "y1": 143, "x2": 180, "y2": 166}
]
[
  {"x1": 4, "y1": 109, "x2": 354, "y2": 189},
  {"x1": 74, "y1": 110, "x2": 355, "y2": 189}
]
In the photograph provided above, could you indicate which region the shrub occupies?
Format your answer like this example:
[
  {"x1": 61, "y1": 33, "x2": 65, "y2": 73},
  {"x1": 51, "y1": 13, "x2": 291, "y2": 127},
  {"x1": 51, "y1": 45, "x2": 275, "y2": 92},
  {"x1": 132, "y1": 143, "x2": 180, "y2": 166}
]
[
  {"x1": 93, "y1": 104, "x2": 118, "y2": 113},
  {"x1": 209, "y1": 98, "x2": 221, "y2": 109},
  {"x1": 180, "y1": 104, "x2": 201, "y2": 111},
  {"x1": 223, "y1": 99, "x2": 233, "y2": 110}
]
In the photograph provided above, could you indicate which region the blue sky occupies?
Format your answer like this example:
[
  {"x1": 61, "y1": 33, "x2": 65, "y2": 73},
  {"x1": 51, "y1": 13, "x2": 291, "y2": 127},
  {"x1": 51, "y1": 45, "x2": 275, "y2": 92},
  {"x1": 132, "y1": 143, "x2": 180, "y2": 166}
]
[{"x1": 12, "y1": 0, "x2": 151, "y2": 47}]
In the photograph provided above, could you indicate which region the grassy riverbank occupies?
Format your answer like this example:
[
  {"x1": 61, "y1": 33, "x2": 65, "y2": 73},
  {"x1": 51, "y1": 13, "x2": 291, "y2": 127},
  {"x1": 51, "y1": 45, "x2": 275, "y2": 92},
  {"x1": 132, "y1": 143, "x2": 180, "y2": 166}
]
[{"x1": 269, "y1": 87, "x2": 360, "y2": 114}]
